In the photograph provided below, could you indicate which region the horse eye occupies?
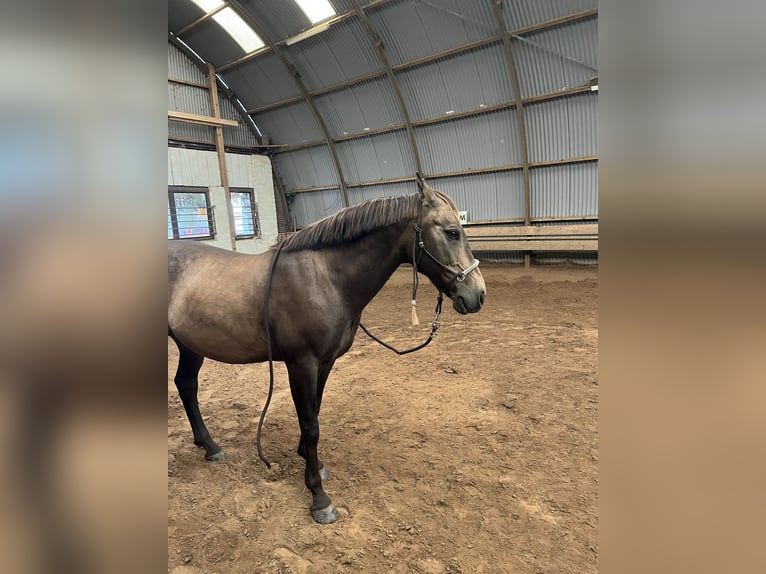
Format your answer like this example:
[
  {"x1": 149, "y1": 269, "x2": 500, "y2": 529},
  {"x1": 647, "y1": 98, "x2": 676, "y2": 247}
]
[{"x1": 445, "y1": 229, "x2": 460, "y2": 240}]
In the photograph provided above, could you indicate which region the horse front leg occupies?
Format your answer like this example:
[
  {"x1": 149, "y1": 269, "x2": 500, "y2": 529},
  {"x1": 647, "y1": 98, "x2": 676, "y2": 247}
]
[
  {"x1": 296, "y1": 359, "x2": 334, "y2": 482},
  {"x1": 286, "y1": 359, "x2": 340, "y2": 524}
]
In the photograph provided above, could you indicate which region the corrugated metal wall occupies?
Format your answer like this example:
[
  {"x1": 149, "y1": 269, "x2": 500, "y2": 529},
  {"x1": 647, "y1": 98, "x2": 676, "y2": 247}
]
[
  {"x1": 315, "y1": 78, "x2": 402, "y2": 138},
  {"x1": 396, "y1": 43, "x2": 515, "y2": 120},
  {"x1": 530, "y1": 161, "x2": 598, "y2": 218},
  {"x1": 255, "y1": 101, "x2": 324, "y2": 145},
  {"x1": 503, "y1": 0, "x2": 596, "y2": 30},
  {"x1": 290, "y1": 187, "x2": 344, "y2": 225},
  {"x1": 430, "y1": 171, "x2": 526, "y2": 222},
  {"x1": 169, "y1": 1, "x2": 599, "y2": 258},
  {"x1": 284, "y1": 18, "x2": 381, "y2": 90},
  {"x1": 336, "y1": 131, "x2": 416, "y2": 183},
  {"x1": 168, "y1": 41, "x2": 208, "y2": 84},
  {"x1": 222, "y1": 53, "x2": 303, "y2": 109},
  {"x1": 415, "y1": 108, "x2": 522, "y2": 174},
  {"x1": 513, "y1": 18, "x2": 598, "y2": 98},
  {"x1": 272, "y1": 145, "x2": 339, "y2": 190},
  {"x1": 367, "y1": 0, "x2": 496, "y2": 66},
  {"x1": 168, "y1": 42, "x2": 260, "y2": 147}
]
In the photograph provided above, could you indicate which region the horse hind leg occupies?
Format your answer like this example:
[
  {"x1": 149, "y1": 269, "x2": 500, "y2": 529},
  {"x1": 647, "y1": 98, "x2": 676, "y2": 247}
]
[{"x1": 171, "y1": 336, "x2": 225, "y2": 461}]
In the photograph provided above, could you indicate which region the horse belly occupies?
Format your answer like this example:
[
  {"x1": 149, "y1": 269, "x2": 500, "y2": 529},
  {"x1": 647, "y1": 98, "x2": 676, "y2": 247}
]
[
  {"x1": 169, "y1": 295, "x2": 265, "y2": 363},
  {"x1": 172, "y1": 324, "x2": 264, "y2": 364}
]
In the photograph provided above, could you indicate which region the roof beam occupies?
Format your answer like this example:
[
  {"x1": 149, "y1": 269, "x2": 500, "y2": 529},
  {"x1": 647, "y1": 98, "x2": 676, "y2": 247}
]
[
  {"x1": 512, "y1": 7, "x2": 597, "y2": 36},
  {"x1": 168, "y1": 77, "x2": 208, "y2": 89},
  {"x1": 168, "y1": 110, "x2": 239, "y2": 127}
]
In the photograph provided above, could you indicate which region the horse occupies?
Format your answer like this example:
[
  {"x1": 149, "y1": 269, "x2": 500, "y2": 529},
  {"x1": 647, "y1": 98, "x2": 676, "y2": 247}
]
[{"x1": 167, "y1": 174, "x2": 486, "y2": 524}]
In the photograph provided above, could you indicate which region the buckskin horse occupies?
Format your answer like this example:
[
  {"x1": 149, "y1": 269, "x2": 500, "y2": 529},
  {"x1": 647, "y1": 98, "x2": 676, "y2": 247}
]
[{"x1": 168, "y1": 174, "x2": 486, "y2": 523}]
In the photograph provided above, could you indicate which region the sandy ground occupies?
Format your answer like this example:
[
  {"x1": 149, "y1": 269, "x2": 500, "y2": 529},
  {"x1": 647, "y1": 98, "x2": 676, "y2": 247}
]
[{"x1": 168, "y1": 264, "x2": 598, "y2": 573}]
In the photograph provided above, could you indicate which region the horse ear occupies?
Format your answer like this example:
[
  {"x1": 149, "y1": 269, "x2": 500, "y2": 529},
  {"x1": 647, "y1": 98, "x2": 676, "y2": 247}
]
[{"x1": 416, "y1": 172, "x2": 434, "y2": 203}]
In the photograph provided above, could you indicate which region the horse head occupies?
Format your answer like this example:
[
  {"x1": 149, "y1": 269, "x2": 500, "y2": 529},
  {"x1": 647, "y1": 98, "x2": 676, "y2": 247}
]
[{"x1": 412, "y1": 174, "x2": 486, "y2": 314}]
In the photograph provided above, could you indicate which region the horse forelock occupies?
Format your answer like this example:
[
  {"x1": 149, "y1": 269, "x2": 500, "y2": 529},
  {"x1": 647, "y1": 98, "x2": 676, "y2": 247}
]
[{"x1": 277, "y1": 194, "x2": 421, "y2": 252}]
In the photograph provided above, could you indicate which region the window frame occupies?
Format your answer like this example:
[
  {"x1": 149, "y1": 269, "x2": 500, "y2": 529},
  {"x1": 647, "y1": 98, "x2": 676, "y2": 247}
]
[
  {"x1": 168, "y1": 186, "x2": 215, "y2": 240},
  {"x1": 229, "y1": 187, "x2": 261, "y2": 240}
]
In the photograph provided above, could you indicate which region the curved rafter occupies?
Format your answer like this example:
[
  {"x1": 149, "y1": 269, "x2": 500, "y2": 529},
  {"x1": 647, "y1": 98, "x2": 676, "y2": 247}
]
[
  {"x1": 227, "y1": 0, "x2": 350, "y2": 207},
  {"x1": 348, "y1": 0, "x2": 422, "y2": 175}
]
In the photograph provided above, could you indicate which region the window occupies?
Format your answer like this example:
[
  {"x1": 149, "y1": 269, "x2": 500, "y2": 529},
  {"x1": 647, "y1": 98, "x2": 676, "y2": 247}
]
[
  {"x1": 168, "y1": 187, "x2": 215, "y2": 240},
  {"x1": 230, "y1": 188, "x2": 260, "y2": 239}
]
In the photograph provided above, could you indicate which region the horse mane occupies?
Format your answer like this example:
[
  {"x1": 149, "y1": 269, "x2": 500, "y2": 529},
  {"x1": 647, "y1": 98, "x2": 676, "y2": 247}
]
[
  {"x1": 276, "y1": 190, "x2": 457, "y2": 253},
  {"x1": 278, "y1": 194, "x2": 418, "y2": 252}
]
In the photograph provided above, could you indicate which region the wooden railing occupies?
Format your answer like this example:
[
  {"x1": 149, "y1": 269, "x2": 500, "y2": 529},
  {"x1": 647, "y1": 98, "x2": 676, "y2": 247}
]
[{"x1": 464, "y1": 223, "x2": 598, "y2": 252}]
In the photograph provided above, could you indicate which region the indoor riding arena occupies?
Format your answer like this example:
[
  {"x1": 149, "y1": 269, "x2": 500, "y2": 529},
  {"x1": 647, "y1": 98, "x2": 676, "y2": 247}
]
[{"x1": 168, "y1": 1, "x2": 598, "y2": 572}]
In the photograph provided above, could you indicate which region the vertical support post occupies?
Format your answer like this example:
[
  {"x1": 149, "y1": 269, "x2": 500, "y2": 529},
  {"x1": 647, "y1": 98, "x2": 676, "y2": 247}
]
[
  {"x1": 208, "y1": 63, "x2": 237, "y2": 251},
  {"x1": 491, "y1": 1, "x2": 532, "y2": 267}
]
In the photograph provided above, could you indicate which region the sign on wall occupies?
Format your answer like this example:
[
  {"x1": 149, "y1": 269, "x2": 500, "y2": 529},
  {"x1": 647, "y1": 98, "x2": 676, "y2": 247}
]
[{"x1": 458, "y1": 211, "x2": 468, "y2": 225}]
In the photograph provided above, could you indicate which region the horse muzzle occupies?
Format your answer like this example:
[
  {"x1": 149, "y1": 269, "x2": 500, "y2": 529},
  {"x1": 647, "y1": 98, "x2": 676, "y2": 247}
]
[{"x1": 450, "y1": 272, "x2": 486, "y2": 314}]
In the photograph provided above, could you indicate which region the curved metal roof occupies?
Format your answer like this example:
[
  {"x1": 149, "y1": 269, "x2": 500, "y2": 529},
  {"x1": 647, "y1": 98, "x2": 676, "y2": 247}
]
[{"x1": 168, "y1": 0, "x2": 598, "y2": 227}]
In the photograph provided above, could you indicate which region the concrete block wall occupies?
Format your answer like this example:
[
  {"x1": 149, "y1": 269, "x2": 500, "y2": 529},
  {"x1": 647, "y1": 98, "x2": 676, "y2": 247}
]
[{"x1": 167, "y1": 147, "x2": 278, "y2": 253}]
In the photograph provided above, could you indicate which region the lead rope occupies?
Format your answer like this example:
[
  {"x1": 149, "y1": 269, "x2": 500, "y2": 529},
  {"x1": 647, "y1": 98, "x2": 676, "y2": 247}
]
[
  {"x1": 411, "y1": 223, "x2": 421, "y2": 326},
  {"x1": 359, "y1": 292, "x2": 443, "y2": 355},
  {"x1": 359, "y1": 218, "x2": 445, "y2": 355},
  {"x1": 256, "y1": 241, "x2": 286, "y2": 468}
]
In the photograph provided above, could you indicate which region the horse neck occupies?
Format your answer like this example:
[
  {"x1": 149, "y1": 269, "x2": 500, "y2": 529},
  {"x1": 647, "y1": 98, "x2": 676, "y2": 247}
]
[{"x1": 326, "y1": 220, "x2": 412, "y2": 315}]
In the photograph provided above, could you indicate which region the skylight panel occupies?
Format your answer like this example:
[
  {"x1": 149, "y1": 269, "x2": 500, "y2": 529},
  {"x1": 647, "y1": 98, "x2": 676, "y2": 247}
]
[
  {"x1": 294, "y1": 0, "x2": 336, "y2": 24},
  {"x1": 187, "y1": 1, "x2": 265, "y2": 54},
  {"x1": 212, "y1": 8, "x2": 265, "y2": 53},
  {"x1": 190, "y1": 0, "x2": 224, "y2": 13}
]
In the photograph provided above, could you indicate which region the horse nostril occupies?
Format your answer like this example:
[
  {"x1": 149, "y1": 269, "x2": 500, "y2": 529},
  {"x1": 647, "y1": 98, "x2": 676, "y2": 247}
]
[{"x1": 479, "y1": 291, "x2": 485, "y2": 306}]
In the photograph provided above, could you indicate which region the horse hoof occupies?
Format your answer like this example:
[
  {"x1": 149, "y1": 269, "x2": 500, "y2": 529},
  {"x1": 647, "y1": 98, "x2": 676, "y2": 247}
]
[
  {"x1": 311, "y1": 504, "x2": 340, "y2": 524},
  {"x1": 205, "y1": 451, "x2": 226, "y2": 462},
  {"x1": 319, "y1": 465, "x2": 331, "y2": 481}
]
